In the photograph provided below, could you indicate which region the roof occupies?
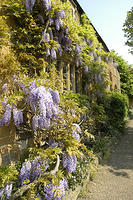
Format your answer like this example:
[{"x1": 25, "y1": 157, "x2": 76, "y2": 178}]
[{"x1": 69, "y1": 0, "x2": 110, "y2": 52}]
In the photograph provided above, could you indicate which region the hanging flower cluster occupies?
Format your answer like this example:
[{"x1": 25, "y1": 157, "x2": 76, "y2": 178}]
[
  {"x1": 13, "y1": 108, "x2": 23, "y2": 127},
  {"x1": 19, "y1": 158, "x2": 49, "y2": 186},
  {"x1": 72, "y1": 123, "x2": 81, "y2": 141},
  {"x1": 0, "y1": 103, "x2": 23, "y2": 128},
  {"x1": 0, "y1": 76, "x2": 83, "y2": 196},
  {"x1": 0, "y1": 184, "x2": 12, "y2": 200},
  {"x1": 19, "y1": 161, "x2": 32, "y2": 186},
  {"x1": 62, "y1": 153, "x2": 77, "y2": 173},
  {"x1": 24, "y1": 0, "x2": 84, "y2": 68},
  {"x1": 0, "y1": 78, "x2": 60, "y2": 131},
  {"x1": 43, "y1": 178, "x2": 68, "y2": 200},
  {"x1": 25, "y1": 0, "x2": 36, "y2": 13},
  {"x1": 29, "y1": 85, "x2": 60, "y2": 131}
]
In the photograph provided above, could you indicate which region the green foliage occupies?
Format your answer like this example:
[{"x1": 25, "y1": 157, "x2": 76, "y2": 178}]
[
  {"x1": 0, "y1": 163, "x2": 18, "y2": 187},
  {"x1": 0, "y1": 14, "x2": 19, "y2": 87},
  {"x1": 67, "y1": 156, "x2": 92, "y2": 191},
  {"x1": 0, "y1": 0, "x2": 129, "y2": 198},
  {"x1": 123, "y1": 6, "x2": 133, "y2": 55},
  {"x1": 113, "y1": 52, "x2": 133, "y2": 97},
  {"x1": 0, "y1": 16, "x2": 10, "y2": 47},
  {"x1": 104, "y1": 91, "x2": 129, "y2": 132},
  {"x1": 61, "y1": 91, "x2": 90, "y2": 114},
  {"x1": 82, "y1": 91, "x2": 129, "y2": 156}
]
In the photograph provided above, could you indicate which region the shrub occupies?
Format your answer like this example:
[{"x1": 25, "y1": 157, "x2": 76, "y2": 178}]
[{"x1": 104, "y1": 91, "x2": 129, "y2": 133}]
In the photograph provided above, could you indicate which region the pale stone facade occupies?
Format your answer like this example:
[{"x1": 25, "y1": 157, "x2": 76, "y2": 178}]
[{"x1": 105, "y1": 62, "x2": 121, "y2": 92}]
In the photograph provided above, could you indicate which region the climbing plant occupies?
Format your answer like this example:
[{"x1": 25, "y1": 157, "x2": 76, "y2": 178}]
[{"x1": 0, "y1": 0, "x2": 125, "y2": 199}]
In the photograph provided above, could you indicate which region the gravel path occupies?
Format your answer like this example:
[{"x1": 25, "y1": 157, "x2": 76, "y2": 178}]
[{"x1": 78, "y1": 118, "x2": 133, "y2": 200}]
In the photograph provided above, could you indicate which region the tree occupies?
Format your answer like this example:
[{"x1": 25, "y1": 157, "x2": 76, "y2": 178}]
[
  {"x1": 114, "y1": 52, "x2": 133, "y2": 97},
  {"x1": 123, "y1": 6, "x2": 133, "y2": 54}
]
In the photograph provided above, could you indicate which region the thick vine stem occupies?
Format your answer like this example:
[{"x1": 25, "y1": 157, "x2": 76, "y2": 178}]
[
  {"x1": 38, "y1": 20, "x2": 49, "y2": 45},
  {"x1": 49, "y1": 154, "x2": 60, "y2": 175},
  {"x1": 9, "y1": 155, "x2": 60, "y2": 199}
]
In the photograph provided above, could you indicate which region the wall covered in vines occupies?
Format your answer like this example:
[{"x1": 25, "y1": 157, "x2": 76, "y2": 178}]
[{"x1": 0, "y1": 0, "x2": 127, "y2": 199}]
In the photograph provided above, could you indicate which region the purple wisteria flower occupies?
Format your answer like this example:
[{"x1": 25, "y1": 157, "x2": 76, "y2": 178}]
[
  {"x1": 89, "y1": 52, "x2": 94, "y2": 60},
  {"x1": 29, "y1": 86, "x2": 60, "y2": 131},
  {"x1": 39, "y1": 99, "x2": 47, "y2": 118},
  {"x1": 19, "y1": 157, "x2": 49, "y2": 185},
  {"x1": 49, "y1": 89, "x2": 60, "y2": 104},
  {"x1": 13, "y1": 75, "x2": 18, "y2": 83},
  {"x1": 41, "y1": 0, "x2": 51, "y2": 11},
  {"x1": 19, "y1": 161, "x2": 32, "y2": 186},
  {"x1": 2, "y1": 96, "x2": 7, "y2": 107},
  {"x1": 49, "y1": 18, "x2": 54, "y2": 26},
  {"x1": 38, "y1": 116, "x2": 51, "y2": 130},
  {"x1": 72, "y1": 123, "x2": 81, "y2": 141},
  {"x1": 93, "y1": 51, "x2": 98, "y2": 61},
  {"x1": 51, "y1": 48, "x2": 57, "y2": 59},
  {"x1": 74, "y1": 44, "x2": 81, "y2": 55},
  {"x1": 52, "y1": 104, "x2": 59, "y2": 118},
  {"x1": 65, "y1": 28, "x2": 69, "y2": 34},
  {"x1": 64, "y1": 36, "x2": 72, "y2": 51},
  {"x1": 42, "y1": 32, "x2": 50, "y2": 43},
  {"x1": 86, "y1": 38, "x2": 91, "y2": 45},
  {"x1": 4, "y1": 183, "x2": 13, "y2": 199},
  {"x1": 1, "y1": 83, "x2": 8, "y2": 94},
  {"x1": 28, "y1": 87, "x2": 39, "y2": 112},
  {"x1": 62, "y1": 153, "x2": 77, "y2": 173},
  {"x1": 48, "y1": 137, "x2": 63, "y2": 148},
  {"x1": 13, "y1": 108, "x2": 23, "y2": 127},
  {"x1": 0, "y1": 188, "x2": 4, "y2": 199},
  {"x1": 25, "y1": 0, "x2": 36, "y2": 13},
  {"x1": 50, "y1": 142, "x2": 59, "y2": 148},
  {"x1": 32, "y1": 115, "x2": 39, "y2": 132},
  {"x1": 43, "y1": 178, "x2": 68, "y2": 199},
  {"x1": 2, "y1": 104, "x2": 12, "y2": 126},
  {"x1": 56, "y1": 9, "x2": 66, "y2": 19},
  {"x1": 55, "y1": 19, "x2": 61, "y2": 31},
  {"x1": 29, "y1": 80, "x2": 36, "y2": 89},
  {"x1": 31, "y1": 157, "x2": 49, "y2": 181}
]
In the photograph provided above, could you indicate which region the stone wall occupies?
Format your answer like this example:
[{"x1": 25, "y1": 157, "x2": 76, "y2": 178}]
[
  {"x1": 106, "y1": 63, "x2": 121, "y2": 92},
  {"x1": 0, "y1": 0, "x2": 121, "y2": 166},
  {"x1": 0, "y1": 124, "x2": 33, "y2": 165}
]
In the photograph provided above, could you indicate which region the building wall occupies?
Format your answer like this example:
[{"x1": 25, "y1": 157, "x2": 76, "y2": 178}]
[
  {"x1": 105, "y1": 62, "x2": 121, "y2": 92},
  {"x1": 0, "y1": 0, "x2": 121, "y2": 165},
  {"x1": 68, "y1": 0, "x2": 121, "y2": 93}
]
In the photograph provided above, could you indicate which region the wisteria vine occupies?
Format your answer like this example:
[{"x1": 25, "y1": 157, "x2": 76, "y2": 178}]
[{"x1": 0, "y1": 75, "x2": 83, "y2": 199}]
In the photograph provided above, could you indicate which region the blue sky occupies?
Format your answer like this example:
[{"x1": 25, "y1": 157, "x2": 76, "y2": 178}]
[{"x1": 77, "y1": 0, "x2": 133, "y2": 65}]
